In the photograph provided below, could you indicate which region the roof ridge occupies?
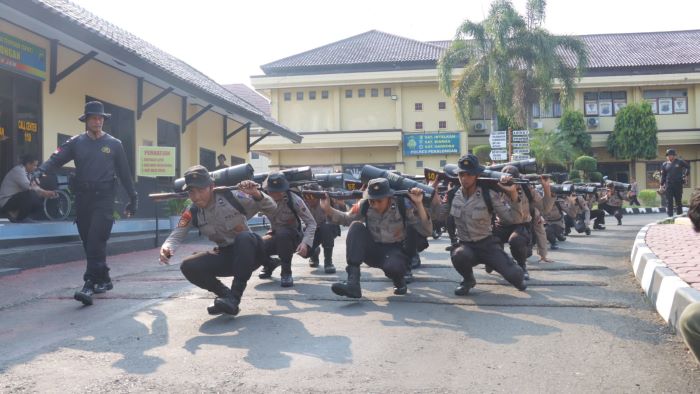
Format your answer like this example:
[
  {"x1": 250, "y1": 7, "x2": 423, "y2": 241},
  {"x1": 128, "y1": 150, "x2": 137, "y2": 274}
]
[{"x1": 573, "y1": 28, "x2": 700, "y2": 38}]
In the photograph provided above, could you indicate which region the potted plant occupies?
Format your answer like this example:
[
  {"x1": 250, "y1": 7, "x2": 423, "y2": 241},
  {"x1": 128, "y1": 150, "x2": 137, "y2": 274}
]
[{"x1": 167, "y1": 197, "x2": 191, "y2": 229}]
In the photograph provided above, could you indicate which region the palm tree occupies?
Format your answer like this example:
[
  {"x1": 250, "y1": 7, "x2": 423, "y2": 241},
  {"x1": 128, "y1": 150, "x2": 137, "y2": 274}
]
[
  {"x1": 438, "y1": 0, "x2": 588, "y2": 130},
  {"x1": 529, "y1": 129, "x2": 574, "y2": 172}
]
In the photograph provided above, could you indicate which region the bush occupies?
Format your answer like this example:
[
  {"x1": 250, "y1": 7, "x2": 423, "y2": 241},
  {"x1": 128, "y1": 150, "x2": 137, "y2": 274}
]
[
  {"x1": 472, "y1": 145, "x2": 491, "y2": 164},
  {"x1": 168, "y1": 198, "x2": 192, "y2": 216},
  {"x1": 589, "y1": 171, "x2": 603, "y2": 183},
  {"x1": 573, "y1": 155, "x2": 597, "y2": 173},
  {"x1": 638, "y1": 189, "x2": 658, "y2": 207}
]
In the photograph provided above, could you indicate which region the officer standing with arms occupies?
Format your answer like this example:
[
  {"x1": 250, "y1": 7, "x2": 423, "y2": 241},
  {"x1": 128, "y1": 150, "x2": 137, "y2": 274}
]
[
  {"x1": 435, "y1": 154, "x2": 527, "y2": 296},
  {"x1": 320, "y1": 178, "x2": 432, "y2": 298},
  {"x1": 257, "y1": 172, "x2": 317, "y2": 287},
  {"x1": 660, "y1": 148, "x2": 690, "y2": 217},
  {"x1": 159, "y1": 165, "x2": 276, "y2": 316},
  {"x1": 37, "y1": 101, "x2": 138, "y2": 305}
]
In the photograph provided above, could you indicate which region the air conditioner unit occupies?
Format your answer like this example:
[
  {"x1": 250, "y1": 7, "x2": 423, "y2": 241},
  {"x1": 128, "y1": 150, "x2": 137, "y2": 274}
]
[
  {"x1": 473, "y1": 122, "x2": 486, "y2": 131},
  {"x1": 587, "y1": 117, "x2": 600, "y2": 128},
  {"x1": 530, "y1": 120, "x2": 543, "y2": 129}
]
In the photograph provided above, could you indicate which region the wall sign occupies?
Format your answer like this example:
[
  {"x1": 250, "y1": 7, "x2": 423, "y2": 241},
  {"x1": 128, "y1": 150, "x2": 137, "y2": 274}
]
[
  {"x1": 137, "y1": 146, "x2": 176, "y2": 177},
  {"x1": 0, "y1": 32, "x2": 46, "y2": 80},
  {"x1": 403, "y1": 132, "x2": 460, "y2": 156}
]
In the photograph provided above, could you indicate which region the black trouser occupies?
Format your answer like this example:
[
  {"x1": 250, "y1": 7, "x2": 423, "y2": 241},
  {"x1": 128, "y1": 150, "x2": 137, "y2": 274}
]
[
  {"x1": 180, "y1": 232, "x2": 264, "y2": 296},
  {"x1": 345, "y1": 222, "x2": 408, "y2": 281},
  {"x1": 628, "y1": 195, "x2": 641, "y2": 206},
  {"x1": 310, "y1": 223, "x2": 338, "y2": 252},
  {"x1": 451, "y1": 235, "x2": 524, "y2": 287},
  {"x1": 405, "y1": 225, "x2": 429, "y2": 258},
  {"x1": 666, "y1": 182, "x2": 684, "y2": 216},
  {"x1": 1, "y1": 189, "x2": 42, "y2": 221},
  {"x1": 493, "y1": 223, "x2": 531, "y2": 265},
  {"x1": 74, "y1": 189, "x2": 115, "y2": 283},
  {"x1": 591, "y1": 209, "x2": 605, "y2": 227},
  {"x1": 446, "y1": 215, "x2": 457, "y2": 242},
  {"x1": 263, "y1": 227, "x2": 302, "y2": 275},
  {"x1": 545, "y1": 222, "x2": 563, "y2": 245},
  {"x1": 599, "y1": 203, "x2": 623, "y2": 223}
]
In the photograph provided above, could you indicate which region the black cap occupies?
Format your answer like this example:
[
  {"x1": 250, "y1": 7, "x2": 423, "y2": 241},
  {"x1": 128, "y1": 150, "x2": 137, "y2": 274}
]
[
  {"x1": 501, "y1": 165, "x2": 521, "y2": 178},
  {"x1": 443, "y1": 164, "x2": 459, "y2": 179},
  {"x1": 366, "y1": 178, "x2": 394, "y2": 199},
  {"x1": 79, "y1": 101, "x2": 111, "y2": 122},
  {"x1": 457, "y1": 154, "x2": 485, "y2": 175},
  {"x1": 265, "y1": 172, "x2": 289, "y2": 192},
  {"x1": 666, "y1": 148, "x2": 677, "y2": 156},
  {"x1": 182, "y1": 165, "x2": 213, "y2": 191}
]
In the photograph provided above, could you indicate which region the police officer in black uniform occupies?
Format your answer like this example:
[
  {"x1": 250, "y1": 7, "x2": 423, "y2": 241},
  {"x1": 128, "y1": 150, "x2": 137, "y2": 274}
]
[
  {"x1": 660, "y1": 148, "x2": 690, "y2": 217},
  {"x1": 37, "y1": 101, "x2": 138, "y2": 305}
]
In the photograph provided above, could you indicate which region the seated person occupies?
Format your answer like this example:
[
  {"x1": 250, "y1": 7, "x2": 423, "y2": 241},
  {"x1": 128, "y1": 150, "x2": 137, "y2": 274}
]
[{"x1": 0, "y1": 154, "x2": 56, "y2": 222}]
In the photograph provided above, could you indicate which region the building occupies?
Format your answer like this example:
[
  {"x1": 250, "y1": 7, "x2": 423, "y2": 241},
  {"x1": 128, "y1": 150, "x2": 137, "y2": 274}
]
[
  {"x1": 251, "y1": 29, "x2": 700, "y2": 197},
  {"x1": 0, "y1": 0, "x2": 300, "y2": 217}
]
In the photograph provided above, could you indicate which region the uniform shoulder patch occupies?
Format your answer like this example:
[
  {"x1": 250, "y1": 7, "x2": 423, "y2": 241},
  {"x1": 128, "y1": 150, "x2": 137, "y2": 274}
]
[{"x1": 178, "y1": 209, "x2": 192, "y2": 227}]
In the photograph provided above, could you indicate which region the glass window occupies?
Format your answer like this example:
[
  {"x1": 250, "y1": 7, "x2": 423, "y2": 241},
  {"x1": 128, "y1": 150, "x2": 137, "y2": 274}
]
[
  {"x1": 439, "y1": 159, "x2": 447, "y2": 167},
  {"x1": 384, "y1": 88, "x2": 392, "y2": 97},
  {"x1": 438, "y1": 102, "x2": 446, "y2": 110},
  {"x1": 283, "y1": 92, "x2": 291, "y2": 101},
  {"x1": 439, "y1": 121, "x2": 447, "y2": 129},
  {"x1": 584, "y1": 91, "x2": 626, "y2": 116},
  {"x1": 416, "y1": 160, "x2": 423, "y2": 168},
  {"x1": 251, "y1": 152, "x2": 260, "y2": 159},
  {"x1": 643, "y1": 89, "x2": 687, "y2": 115},
  {"x1": 321, "y1": 90, "x2": 329, "y2": 99},
  {"x1": 200, "y1": 148, "x2": 216, "y2": 171},
  {"x1": 358, "y1": 89, "x2": 366, "y2": 98},
  {"x1": 345, "y1": 89, "x2": 352, "y2": 98},
  {"x1": 415, "y1": 121, "x2": 423, "y2": 130},
  {"x1": 309, "y1": 91, "x2": 316, "y2": 100},
  {"x1": 296, "y1": 92, "x2": 304, "y2": 101},
  {"x1": 371, "y1": 88, "x2": 378, "y2": 97},
  {"x1": 415, "y1": 103, "x2": 423, "y2": 111}
]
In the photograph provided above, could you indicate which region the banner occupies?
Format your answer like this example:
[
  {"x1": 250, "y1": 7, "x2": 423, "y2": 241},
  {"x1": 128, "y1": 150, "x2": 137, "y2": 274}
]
[
  {"x1": 0, "y1": 32, "x2": 46, "y2": 80},
  {"x1": 403, "y1": 132, "x2": 460, "y2": 156},
  {"x1": 137, "y1": 146, "x2": 176, "y2": 177}
]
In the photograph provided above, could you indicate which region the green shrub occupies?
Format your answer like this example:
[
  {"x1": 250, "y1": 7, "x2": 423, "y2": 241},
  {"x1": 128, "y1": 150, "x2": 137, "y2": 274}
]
[
  {"x1": 589, "y1": 171, "x2": 603, "y2": 183},
  {"x1": 472, "y1": 145, "x2": 491, "y2": 164},
  {"x1": 168, "y1": 198, "x2": 192, "y2": 216},
  {"x1": 573, "y1": 155, "x2": 597, "y2": 173},
  {"x1": 638, "y1": 189, "x2": 658, "y2": 206}
]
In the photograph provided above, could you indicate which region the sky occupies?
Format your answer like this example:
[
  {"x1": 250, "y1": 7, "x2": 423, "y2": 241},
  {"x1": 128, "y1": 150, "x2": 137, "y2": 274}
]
[{"x1": 71, "y1": 0, "x2": 700, "y2": 88}]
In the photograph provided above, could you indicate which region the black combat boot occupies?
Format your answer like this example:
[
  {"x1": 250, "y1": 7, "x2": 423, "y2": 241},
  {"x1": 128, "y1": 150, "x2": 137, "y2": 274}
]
[
  {"x1": 519, "y1": 262, "x2": 530, "y2": 280},
  {"x1": 309, "y1": 247, "x2": 320, "y2": 267},
  {"x1": 207, "y1": 284, "x2": 231, "y2": 315},
  {"x1": 410, "y1": 255, "x2": 421, "y2": 269},
  {"x1": 259, "y1": 257, "x2": 281, "y2": 279},
  {"x1": 454, "y1": 273, "x2": 477, "y2": 296},
  {"x1": 556, "y1": 233, "x2": 567, "y2": 241},
  {"x1": 404, "y1": 269, "x2": 414, "y2": 284},
  {"x1": 214, "y1": 279, "x2": 247, "y2": 316},
  {"x1": 393, "y1": 276, "x2": 407, "y2": 295},
  {"x1": 280, "y1": 274, "x2": 294, "y2": 287},
  {"x1": 74, "y1": 280, "x2": 95, "y2": 305},
  {"x1": 323, "y1": 247, "x2": 336, "y2": 273},
  {"x1": 331, "y1": 265, "x2": 362, "y2": 298},
  {"x1": 93, "y1": 280, "x2": 113, "y2": 294}
]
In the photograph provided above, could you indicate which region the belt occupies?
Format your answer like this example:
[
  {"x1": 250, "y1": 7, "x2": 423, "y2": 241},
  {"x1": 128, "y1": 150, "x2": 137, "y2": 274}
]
[{"x1": 75, "y1": 180, "x2": 115, "y2": 192}]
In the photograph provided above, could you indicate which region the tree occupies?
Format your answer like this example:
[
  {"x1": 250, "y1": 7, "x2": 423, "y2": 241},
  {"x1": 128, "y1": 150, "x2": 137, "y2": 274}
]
[
  {"x1": 573, "y1": 155, "x2": 597, "y2": 181},
  {"x1": 558, "y1": 109, "x2": 591, "y2": 155},
  {"x1": 607, "y1": 102, "x2": 658, "y2": 179},
  {"x1": 529, "y1": 128, "x2": 575, "y2": 172},
  {"x1": 437, "y1": 0, "x2": 588, "y2": 131},
  {"x1": 472, "y1": 144, "x2": 491, "y2": 164}
]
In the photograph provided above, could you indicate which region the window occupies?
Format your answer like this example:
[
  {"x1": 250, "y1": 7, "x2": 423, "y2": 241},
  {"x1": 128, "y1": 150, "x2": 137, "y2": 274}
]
[
  {"x1": 416, "y1": 160, "x2": 424, "y2": 168},
  {"x1": 584, "y1": 91, "x2": 626, "y2": 116},
  {"x1": 415, "y1": 103, "x2": 423, "y2": 111},
  {"x1": 439, "y1": 121, "x2": 447, "y2": 129},
  {"x1": 384, "y1": 88, "x2": 392, "y2": 97},
  {"x1": 358, "y1": 88, "x2": 366, "y2": 98},
  {"x1": 643, "y1": 89, "x2": 687, "y2": 115},
  {"x1": 321, "y1": 90, "x2": 329, "y2": 99},
  {"x1": 371, "y1": 88, "x2": 379, "y2": 97},
  {"x1": 199, "y1": 147, "x2": 216, "y2": 171},
  {"x1": 283, "y1": 92, "x2": 291, "y2": 101},
  {"x1": 469, "y1": 101, "x2": 492, "y2": 120},
  {"x1": 345, "y1": 89, "x2": 353, "y2": 98},
  {"x1": 439, "y1": 160, "x2": 447, "y2": 167},
  {"x1": 415, "y1": 121, "x2": 423, "y2": 130},
  {"x1": 309, "y1": 91, "x2": 316, "y2": 100},
  {"x1": 532, "y1": 93, "x2": 563, "y2": 118},
  {"x1": 296, "y1": 92, "x2": 304, "y2": 101},
  {"x1": 438, "y1": 101, "x2": 446, "y2": 110},
  {"x1": 251, "y1": 152, "x2": 260, "y2": 159}
]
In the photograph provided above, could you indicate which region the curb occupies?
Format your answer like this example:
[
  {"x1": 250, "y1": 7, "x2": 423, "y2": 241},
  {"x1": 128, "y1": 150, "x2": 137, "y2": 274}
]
[{"x1": 630, "y1": 217, "x2": 700, "y2": 330}]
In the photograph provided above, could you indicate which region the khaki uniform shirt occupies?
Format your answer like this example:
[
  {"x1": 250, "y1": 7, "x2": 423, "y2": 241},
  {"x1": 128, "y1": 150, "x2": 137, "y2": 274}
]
[
  {"x1": 328, "y1": 196, "x2": 432, "y2": 243},
  {"x1": 600, "y1": 190, "x2": 624, "y2": 207},
  {"x1": 543, "y1": 198, "x2": 565, "y2": 226},
  {"x1": 495, "y1": 186, "x2": 532, "y2": 226},
  {"x1": 268, "y1": 192, "x2": 317, "y2": 247},
  {"x1": 163, "y1": 190, "x2": 277, "y2": 252},
  {"x1": 437, "y1": 186, "x2": 523, "y2": 243},
  {"x1": 308, "y1": 203, "x2": 328, "y2": 225}
]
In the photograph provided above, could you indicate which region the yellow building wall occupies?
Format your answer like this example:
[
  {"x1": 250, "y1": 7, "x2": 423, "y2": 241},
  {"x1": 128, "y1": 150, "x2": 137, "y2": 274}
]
[
  {"x1": 278, "y1": 149, "x2": 341, "y2": 167},
  {"x1": 339, "y1": 84, "x2": 396, "y2": 131},
  {"x1": 277, "y1": 87, "x2": 336, "y2": 131},
  {"x1": 401, "y1": 83, "x2": 456, "y2": 132}
]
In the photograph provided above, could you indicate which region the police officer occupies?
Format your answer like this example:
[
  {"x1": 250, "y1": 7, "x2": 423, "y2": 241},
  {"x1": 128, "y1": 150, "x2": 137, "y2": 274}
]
[
  {"x1": 257, "y1": 172, "x2": 317, "y2": 287},
  {"x1": 435, "y1": 155, "x2": 526, "y2": 295},
  {"x1": 598, "y1": 183, "x2": 626, "y2": 225},
  {"x1": 543, "y1": 189, "x2": 566, "y2": 250},
  {"x1": 320, "y1": 178, "x2": 431, "y2": 298},
  {"x1": 660, "y1": 148, "x2": 690, "y2": 217},
  {"x1": 301, "y1": 183, "x2": 338, "y2": 274},
  {"x1": 37, "y1": 101, "x2": 137, "y2": 305},
  {"x1": 159, "y1": 165, "x2": 276, "y2": 316}
]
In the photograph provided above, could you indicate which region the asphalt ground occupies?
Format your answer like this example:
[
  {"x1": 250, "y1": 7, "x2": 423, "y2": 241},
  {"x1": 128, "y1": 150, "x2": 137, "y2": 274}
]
[{"x1": 0, "y1": 213, "x2": 698, "y2": 393}]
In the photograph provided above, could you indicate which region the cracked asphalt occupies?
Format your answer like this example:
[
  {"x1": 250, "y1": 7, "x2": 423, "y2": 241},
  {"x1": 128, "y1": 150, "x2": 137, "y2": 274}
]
[{"x1": 1, "y1": 213, "x2": 698, "y2": 393}]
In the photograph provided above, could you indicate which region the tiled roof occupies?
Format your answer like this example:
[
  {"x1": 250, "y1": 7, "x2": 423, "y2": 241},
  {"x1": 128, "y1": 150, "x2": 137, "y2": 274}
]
[
  {"x1": 7, "y1": 0, "x2": 300, "y2": 142},
  {"x1": 262, "y1": 29, "x2": 700, "y2": 75},
  {"x1": 223, "y1": 84, "x2": 271, "y2": 116},
  {"x1": 261, "y1": 30, "x2": 445, "y2": 74}
]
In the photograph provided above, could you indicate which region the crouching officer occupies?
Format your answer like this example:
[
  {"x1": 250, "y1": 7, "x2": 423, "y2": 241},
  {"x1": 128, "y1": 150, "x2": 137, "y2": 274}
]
[
  {"x1": 435, "y1": 154, "x2": 527, "y2": 296},
  {"x1": 258, "y1": 172, "x2": 316, "y2": 287},
  {"x1": 37, "y1": 101, "x2": 138, "y2": 306},
  {"x1": 320, "y1": 178, "x2": 432, "y2": 298},
  {"x1": 598, "y1": 183, "x2": 625, "y2": 225},
  {"x1": 159, "y1": 165, "x2": 276, "y2": 316},
  {"x1": 302, "y1": 183, "x2": 338, "y2": 274}
]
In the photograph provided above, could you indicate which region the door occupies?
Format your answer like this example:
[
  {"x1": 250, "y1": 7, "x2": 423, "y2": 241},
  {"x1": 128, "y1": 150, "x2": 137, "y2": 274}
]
[{"x1": 157, "y1": 119, "x2": 181, "y2": 177}]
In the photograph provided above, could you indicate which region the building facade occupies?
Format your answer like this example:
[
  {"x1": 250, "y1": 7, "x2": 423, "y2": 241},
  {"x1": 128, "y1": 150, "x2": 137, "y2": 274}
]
[
  {"x1": 252, "y1": 29, "x2": 700, "y2": 197},
  {"x1": 0, "y1": 0, "x2": 300, "y2": 217}
]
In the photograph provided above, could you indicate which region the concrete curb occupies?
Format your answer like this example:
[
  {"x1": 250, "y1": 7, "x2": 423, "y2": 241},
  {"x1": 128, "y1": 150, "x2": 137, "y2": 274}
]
[{"x1": 630, "y1": 218, "x2": 700, "y2": 330}]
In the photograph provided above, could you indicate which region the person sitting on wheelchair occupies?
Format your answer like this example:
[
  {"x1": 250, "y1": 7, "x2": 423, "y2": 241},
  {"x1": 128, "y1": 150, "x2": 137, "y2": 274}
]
[{"x1": 0, "y1": 154, "x2": 57, "y2": 223}]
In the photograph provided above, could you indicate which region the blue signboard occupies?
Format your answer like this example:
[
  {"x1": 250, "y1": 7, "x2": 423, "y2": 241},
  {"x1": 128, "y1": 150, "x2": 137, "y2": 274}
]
[
  {"x1": 403, "y1": 132, "x2": 460, "y2": 156},
  {"x1": 0, "y1": 31, "x2": 47, "y2": 80}
]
